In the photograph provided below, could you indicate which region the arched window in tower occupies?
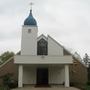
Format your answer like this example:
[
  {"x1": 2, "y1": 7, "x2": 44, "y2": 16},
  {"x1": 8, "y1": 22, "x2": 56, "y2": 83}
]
[{"x1": 37, "y1": 38, "x2": 48, "y2": 55}]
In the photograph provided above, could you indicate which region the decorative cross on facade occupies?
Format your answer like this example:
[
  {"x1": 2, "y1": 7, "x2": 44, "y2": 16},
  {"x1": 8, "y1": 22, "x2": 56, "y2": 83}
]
[{"x1": 30, "y1": 2, "x2": 34, "y2": 10}]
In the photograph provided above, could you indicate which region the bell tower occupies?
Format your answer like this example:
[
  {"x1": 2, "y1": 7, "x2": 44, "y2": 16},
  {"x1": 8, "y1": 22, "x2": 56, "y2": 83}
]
[{"x1": 21, "y1": 6, "x2": 38, "y2": 55}]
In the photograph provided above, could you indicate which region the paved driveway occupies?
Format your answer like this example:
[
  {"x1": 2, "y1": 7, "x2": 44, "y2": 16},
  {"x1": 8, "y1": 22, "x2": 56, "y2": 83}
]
[{"x1": 12, "y1": 86, "x2": 81, "y2": 90}]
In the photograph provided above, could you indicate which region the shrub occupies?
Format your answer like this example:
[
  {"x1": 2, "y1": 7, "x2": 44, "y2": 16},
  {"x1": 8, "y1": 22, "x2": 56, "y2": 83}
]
[
  {"x1": 8, "y1": 79, "x2": 18, "y2": 88},
  {"x1": 0, "y1": 86, "x2": 10, "y2": 90},
  {"x1": 2, "y1": 73, "x2": 17, "y2": 89},
  {"x1": 87, "y1": 81, "x2": 90, "y2": 85}
]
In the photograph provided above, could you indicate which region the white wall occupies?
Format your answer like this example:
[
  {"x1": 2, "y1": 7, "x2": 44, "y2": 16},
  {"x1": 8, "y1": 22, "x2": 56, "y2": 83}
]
[
  {"x1": 14, "y1": 55, "x2": 73, "y2": 64},
  {"x1": 23, "y1": 66, "x2": 65, "y2": 85},
  {"x1": 49, "y1": 67, "x2": 65, "y2": 84},
  {"x1": 23, "y1": 66, "x2": 36, "y2": 84},
  {"x1": 21, "y1": 26, "x2": 38, "y2": 55},
  {"x1": 48, "y1": 36, "x2": 63, "y2": 56}
]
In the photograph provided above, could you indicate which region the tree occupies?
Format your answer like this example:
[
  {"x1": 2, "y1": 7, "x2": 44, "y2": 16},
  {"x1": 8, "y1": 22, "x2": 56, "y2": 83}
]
[
  {"x1": 83, "y1": 53, "x2": 90, "y2": 66},
  {"x1": 0, "y1": 51, "x2": 14, "y2": 65},
  {"x1": 83, "y1": 53, "x2": 90, "y2": 82}
]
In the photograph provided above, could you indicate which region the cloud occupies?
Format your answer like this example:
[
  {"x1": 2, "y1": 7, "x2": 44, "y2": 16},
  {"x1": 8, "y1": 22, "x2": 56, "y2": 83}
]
[{"x1": 0, "y1": 0, "x2": 90, "y2": 57}]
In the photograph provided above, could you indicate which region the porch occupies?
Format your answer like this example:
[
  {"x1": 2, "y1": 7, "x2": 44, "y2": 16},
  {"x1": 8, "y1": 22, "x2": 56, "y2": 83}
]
[{"x1": 14, "y1": 55, "x2": 73, "y2": 88}]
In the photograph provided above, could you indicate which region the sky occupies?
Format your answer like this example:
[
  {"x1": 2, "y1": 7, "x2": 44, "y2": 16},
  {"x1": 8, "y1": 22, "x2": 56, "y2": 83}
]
[{"x1": 0, "y1": 0, "x2": 90, "y2": 58}]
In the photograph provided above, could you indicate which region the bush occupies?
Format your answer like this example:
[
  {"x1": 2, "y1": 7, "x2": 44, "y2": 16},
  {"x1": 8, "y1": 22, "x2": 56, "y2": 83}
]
[
  {"x1": 8, "y1": 79, "x2": 18, "y2": 88},
  {"x1": 86, "y1": 81, "x2": 90, "y2": 85},
  {"x1": 0, "y1": 86, "x2": 10, "y2": 90},
  {"x1": 86, "y1": 86, "x2": 90, "y2": 90},
  {"x1": 2, "y1": 73, "x2": 17, "y2": 89}
]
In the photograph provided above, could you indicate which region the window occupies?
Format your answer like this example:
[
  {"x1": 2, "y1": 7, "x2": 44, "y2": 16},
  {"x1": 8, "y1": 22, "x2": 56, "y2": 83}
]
[
  {"x1": 28, "y1": 29, "x2": 31, "y2": 33},
  {"x1": 37, "y1": 39, "x2": 48, "y2": 55}
]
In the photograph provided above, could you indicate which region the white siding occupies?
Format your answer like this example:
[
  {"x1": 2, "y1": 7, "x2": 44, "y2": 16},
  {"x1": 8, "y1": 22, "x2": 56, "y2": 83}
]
[
  {"x1": 14, "y1": 55, "x2": 73, "y2": 64},
  {"x1": 48, "y1": 36, "x2": 63, "y2": 56},
  {"x1": 49, "y1": 67, "x2": 65, "y2": 84},
  {"x1": 23, "y1": 66, "x2": 36, "y2": 84},
  {"x1": 21, "y1": 26, "x2": 38, "y2": 55}
]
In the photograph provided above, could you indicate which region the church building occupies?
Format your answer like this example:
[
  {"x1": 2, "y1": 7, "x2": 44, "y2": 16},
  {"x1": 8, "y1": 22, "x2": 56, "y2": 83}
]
[
  {"x1": 14, "y1": 8, "x2": 73, "y2": 88},
  {"x1": 14, "y1": 6, "x2": 87, "y2": 87}
]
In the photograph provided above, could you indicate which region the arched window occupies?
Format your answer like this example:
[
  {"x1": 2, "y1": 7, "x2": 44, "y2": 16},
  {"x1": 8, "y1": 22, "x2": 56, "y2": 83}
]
[{"x1": 37, "y1": 39, "x2": 48, "y2": 55}]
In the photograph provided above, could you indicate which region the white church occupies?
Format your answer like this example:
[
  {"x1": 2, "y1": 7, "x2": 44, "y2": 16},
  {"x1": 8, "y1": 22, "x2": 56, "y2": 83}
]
[{"x1": 14, "y1": 8, "x2": 73, "y2": 88}]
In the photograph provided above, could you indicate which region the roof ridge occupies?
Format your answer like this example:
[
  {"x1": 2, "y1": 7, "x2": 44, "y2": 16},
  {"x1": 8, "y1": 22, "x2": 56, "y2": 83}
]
[{"x1": 0, "y1": 57, "x2": 14, "y2": 68}]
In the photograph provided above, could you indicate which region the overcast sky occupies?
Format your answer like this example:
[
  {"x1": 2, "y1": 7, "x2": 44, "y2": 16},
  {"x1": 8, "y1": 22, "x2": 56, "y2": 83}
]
[{"x1": 0, "y1": 0, "x2": 90, "y2": 57}]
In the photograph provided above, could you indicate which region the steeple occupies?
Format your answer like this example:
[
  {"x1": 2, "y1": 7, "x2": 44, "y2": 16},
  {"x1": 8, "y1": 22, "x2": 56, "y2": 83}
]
[{"x1": 21, "y1": 3, "x2": 38, "y2": 55}]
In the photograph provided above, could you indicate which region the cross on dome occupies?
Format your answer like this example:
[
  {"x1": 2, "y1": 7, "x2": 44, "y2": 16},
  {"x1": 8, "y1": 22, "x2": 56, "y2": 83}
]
[{"x1": 30, "y1": 2, "x2": 34, "y2": 10}]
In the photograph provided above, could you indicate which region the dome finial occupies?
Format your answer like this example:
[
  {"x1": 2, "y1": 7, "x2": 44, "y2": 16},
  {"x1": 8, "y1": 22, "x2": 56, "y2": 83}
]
[
  {"x1": 30, "y1": 2, "x2": 34, "y2": 11},
  {"x1": 29, "y1": 2, "x2": 34, "y2": 15}
]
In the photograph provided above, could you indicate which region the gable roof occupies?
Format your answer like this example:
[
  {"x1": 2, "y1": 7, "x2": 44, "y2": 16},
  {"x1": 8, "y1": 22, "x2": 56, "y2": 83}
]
[
  {"x1": 47, "y1": 35, "x2": 87, "y2": 67},
  {"x1": 0, "y1": 51, "x2": 20, "y2": 69},
  {"x1": 37, "y1": 34, "x2": 47, "y2": 41},
  {"x1": 0, "y1": 57, "x2": 14, "y2": 68},
  {"x1": 47, "y1": 35, "x2": 63, "y2": 48},
  {"x1": 48, "y1": 35, "x2": 72, "y2": 55}
]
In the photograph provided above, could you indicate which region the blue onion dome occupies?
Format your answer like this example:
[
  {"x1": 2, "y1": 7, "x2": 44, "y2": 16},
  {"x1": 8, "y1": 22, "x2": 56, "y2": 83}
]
[{"x1": 24, "y1": 10, "x2": 37, "y2": 26}]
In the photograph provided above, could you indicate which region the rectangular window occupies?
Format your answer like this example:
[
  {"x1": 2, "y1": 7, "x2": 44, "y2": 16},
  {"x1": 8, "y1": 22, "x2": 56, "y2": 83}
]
[{"x1": 28, "y1": 29, "x2": 31, "y2": 33}]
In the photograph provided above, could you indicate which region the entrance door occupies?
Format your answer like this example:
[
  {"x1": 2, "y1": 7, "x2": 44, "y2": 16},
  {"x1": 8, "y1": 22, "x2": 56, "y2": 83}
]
[{"x1": 36, "y1": 68, "x2": 48, "y2": 86}]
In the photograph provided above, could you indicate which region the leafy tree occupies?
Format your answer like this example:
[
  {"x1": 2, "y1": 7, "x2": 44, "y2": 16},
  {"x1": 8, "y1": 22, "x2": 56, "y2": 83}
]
[
  {"x1": 83, "y1": 53, "x2": 90, "y2": 82},
  {"x1": 0, "y1": 51, "x2": 14, "y2": 65},
  {"x1": 83, "y1": 53, "x2": 90, "y2": 66}
]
